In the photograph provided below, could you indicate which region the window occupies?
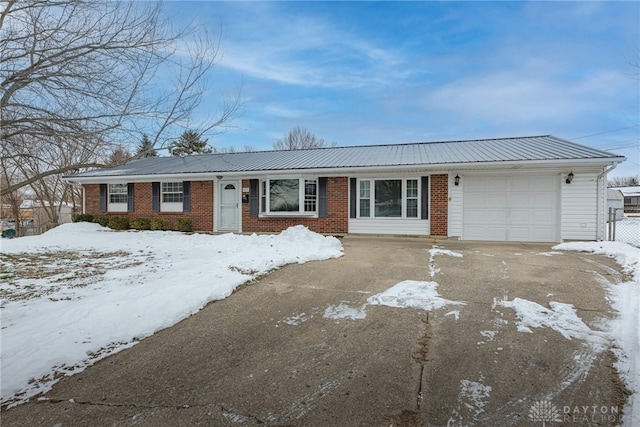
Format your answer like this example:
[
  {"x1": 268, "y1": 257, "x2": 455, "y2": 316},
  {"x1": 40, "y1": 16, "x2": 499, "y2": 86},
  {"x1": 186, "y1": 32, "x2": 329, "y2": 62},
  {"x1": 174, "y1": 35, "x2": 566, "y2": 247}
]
[
  {"x1": 162, "y1": 182, "x2": 183, "y2": 203},
  {"x1": 359, "y1": 181, "x2": 371, "y2": 217},
  {"x1": 161, "y1": 182, "x2": 183, "y2": 212},
  {"x1": 357, "y1": 178, "x2": 421, "y2": 219},
  {"x1": 260, "y1": 178, "x2": 317, "y2": 215},
  {"x1": 107, "y1": 184, "x2": 128, "y2": 212},
  {"x1": 406, "y1": 179, "x2": 418, "y2": 218},
  {"x1": 375, "y1": 180, "x2": 402, "y2": 217},
  {"x1": 109, "y1": 184, "x2": 128, "y2": 204}
]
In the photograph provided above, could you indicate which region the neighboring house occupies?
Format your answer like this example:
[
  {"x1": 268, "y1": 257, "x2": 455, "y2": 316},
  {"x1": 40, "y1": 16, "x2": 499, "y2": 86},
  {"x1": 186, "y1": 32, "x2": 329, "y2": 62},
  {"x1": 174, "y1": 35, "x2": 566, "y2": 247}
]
[
  {"x1": 611, "y1": 186, "x2": 640, "y2": 216},
  {"x1": 63, "y1": 135, "x2": 625, "y2": 243},
  {"x1": 607, "y1": 189, "x2": 625, "y2": 221}
]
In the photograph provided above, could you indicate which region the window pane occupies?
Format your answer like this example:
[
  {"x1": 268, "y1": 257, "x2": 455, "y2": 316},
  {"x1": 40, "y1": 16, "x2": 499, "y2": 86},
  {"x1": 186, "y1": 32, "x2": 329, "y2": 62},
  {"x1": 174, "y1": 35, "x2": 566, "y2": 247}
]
[
  {"x1": 360, "y1": 199, "x2": 370, "y2": 217},
  {"x1": 270, "y1": 179, "x2": 299, "y2": 212},
  {"x1": 304, "y1": 180, "x2": 317, "y2": 212},
  {"x1": 360, "y1": 181, "x2": 370, "y2": 197},
  {"x1": 406, "y1": 179, "x2": 418, "y2": 198},
  {"x1": 375, "y1": 180, "x2": 402, "y2": 217},
  {"x1": 162, "y1": 182, "x2": 183, "y2": 193},
  {"x1": 406, "y1": 199, "x2": 418, "y2": 218},
  {"x1": 261, "y1": 181, "x2": 266, "y2": 213}
]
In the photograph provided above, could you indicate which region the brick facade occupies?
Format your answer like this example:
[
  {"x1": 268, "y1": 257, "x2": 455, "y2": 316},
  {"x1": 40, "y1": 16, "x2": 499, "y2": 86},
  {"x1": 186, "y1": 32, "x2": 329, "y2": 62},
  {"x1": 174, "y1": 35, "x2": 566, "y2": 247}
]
[
  {"x1": 83, "y1": 174, "x2": 448, "y2": 237},
  {"x1": 84, "y1": 182, "x2": 214, "y2": 232},
  {"x1": 241, "y1": 177, "x2": 349, "y2": 235},
  {"x1": 429, "y1": 174, "x2": 449, "y2": 237}
]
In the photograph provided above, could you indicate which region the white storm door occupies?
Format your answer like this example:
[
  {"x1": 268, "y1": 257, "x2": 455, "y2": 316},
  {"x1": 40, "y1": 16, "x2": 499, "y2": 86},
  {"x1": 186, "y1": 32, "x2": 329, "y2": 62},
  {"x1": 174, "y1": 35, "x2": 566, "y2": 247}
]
[{"x1": 219, "y1": 180, "x2": 239, "y2": 231}]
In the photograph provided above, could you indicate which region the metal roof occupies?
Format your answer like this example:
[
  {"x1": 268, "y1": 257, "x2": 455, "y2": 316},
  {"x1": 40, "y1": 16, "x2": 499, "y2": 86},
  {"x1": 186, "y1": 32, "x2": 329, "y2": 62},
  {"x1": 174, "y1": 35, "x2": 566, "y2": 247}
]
[{"x1": 65, "y1": 135, "x2": 625, "y2": 180}]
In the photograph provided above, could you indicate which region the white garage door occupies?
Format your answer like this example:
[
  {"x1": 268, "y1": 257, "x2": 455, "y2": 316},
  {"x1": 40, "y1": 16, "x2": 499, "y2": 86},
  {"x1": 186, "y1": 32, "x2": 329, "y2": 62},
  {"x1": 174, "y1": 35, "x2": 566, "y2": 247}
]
[{"x1": 463, "y1": 174, "x2": 559, "y2": 242}]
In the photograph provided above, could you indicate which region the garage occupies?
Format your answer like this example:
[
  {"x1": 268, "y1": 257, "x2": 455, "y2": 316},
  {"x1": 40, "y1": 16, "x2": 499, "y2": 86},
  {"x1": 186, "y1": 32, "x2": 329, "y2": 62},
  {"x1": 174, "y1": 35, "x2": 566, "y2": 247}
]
[{"x1": 462, "y1": 174, "x2": 559, "y2": 242}]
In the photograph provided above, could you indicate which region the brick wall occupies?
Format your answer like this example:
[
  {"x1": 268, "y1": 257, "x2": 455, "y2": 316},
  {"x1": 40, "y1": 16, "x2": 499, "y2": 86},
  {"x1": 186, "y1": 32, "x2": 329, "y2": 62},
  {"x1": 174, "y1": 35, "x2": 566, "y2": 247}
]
[
  {"x1": 430, "y1": 174, "x2": 448, "y2": 237},
  {"x1": 241, "y1": 177, "x2": 349, "y2": 235},
  {"x1": 83, "y1": 181, "x2": 213, "y2": 232}
]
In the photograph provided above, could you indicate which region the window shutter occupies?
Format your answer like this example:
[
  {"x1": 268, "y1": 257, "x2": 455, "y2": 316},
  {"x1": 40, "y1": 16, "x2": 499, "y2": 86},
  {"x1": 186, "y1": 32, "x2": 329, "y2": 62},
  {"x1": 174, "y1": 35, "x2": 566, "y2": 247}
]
[
  {"x1": 421, "y1": 176, "x2": 429, "y2": 220},
  {"x1": 127, "y1": 183, "x2": 135, "y2": 212},
  {"x1": 182, "y1": 181, "x2": 191, "y2": 212},
  {"x1": 349, "y1": 178, "x2": 357, "y2": 219},
  {"x1": 152, "y1": 182, "x2": 160, "y2": 212},
  {"x1": 318, "y1": 177, "x2": 328, "y2": 218},
  {"x1": 249, "y1": 179, "x2": 259, "y2": 218},
  {"x1": 99, "y1": 184, "x2": 107, "y2": 212}
]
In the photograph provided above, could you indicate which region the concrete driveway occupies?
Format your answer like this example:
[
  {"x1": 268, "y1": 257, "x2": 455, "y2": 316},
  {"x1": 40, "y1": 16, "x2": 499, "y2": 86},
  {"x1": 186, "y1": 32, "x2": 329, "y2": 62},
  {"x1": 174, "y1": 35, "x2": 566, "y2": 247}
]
[{"x1": 2, "y1": 236, "x2": 627, "y2": 426}]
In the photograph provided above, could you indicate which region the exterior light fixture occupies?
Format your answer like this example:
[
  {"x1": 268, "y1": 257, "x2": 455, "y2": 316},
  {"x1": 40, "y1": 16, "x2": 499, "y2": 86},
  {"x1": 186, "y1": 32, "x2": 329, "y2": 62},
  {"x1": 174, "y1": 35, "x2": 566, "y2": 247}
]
[
  {"x1": 565, "y1": 171, "x2": 574, "y2": 184},
  {"x1": 454, "y1": 174, "x2": 460, "y2": 186},
  {"x1": 216, "y1": 175, "x2": 223, "y2": 180}
]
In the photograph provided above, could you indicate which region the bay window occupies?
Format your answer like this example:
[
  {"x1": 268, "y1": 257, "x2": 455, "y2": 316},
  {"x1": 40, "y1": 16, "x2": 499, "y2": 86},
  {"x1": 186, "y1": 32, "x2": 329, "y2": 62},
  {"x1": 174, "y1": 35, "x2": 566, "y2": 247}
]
[
  {"x1": 358, "y1": 178, "x2": 421, "y2": 219},
  {"x1": 260, "y1": 178, "x2": 317, "y2": 215}
]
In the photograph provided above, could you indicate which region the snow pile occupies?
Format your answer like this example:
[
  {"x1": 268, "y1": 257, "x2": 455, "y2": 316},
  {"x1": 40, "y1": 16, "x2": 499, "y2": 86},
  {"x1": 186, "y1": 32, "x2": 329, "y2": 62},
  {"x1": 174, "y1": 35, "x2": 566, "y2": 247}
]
[
  {"x1": 497, "y1": 298, "x2": 609, "y2": 351},
  {"x1": 554, "y1": 241, "x2": 640, "y2": 425},
  {"x1": 367, "y1": 280, "x2": 466, "y2": 311},
  {"x1": 0, "y1": 223, "x2": 343, "y2": 407}
]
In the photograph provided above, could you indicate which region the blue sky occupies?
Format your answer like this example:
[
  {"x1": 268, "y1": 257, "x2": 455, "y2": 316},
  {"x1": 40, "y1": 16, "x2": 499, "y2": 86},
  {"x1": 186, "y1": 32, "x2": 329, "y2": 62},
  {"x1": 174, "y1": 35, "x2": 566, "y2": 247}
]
[{"x1": 163, "y1": 1, "x2": 639, "y2": 178}]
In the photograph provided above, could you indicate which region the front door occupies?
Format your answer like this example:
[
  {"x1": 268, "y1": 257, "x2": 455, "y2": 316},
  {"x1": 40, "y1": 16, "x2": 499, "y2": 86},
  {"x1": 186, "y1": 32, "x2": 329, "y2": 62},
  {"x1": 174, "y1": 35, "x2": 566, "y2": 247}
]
[{"x1": 219, "y1": 180, "x2": 239, "y2": 231}]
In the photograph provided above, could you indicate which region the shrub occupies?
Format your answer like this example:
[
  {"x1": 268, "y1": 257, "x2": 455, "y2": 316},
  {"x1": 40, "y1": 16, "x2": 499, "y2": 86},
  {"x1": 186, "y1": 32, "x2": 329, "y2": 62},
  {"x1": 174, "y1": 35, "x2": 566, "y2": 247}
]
[
  {"x1": 175, "y1": 217, "x2": 193, "y2": 232},
  {"x1": 107, "y1": 216, "x2": 130, "y2": 230},
  {"x1": 93, "y1": 216, "x2": 109, "y2": 227},
  {"x1": 150, "y1": 218, "x2": 169, "y2": 231},
  {"x1": 130, "y1": 218, "x2": 151, "y2": 230},
  {"x1": 72, "y1": 213, "x2": 94, "y2": 223}
]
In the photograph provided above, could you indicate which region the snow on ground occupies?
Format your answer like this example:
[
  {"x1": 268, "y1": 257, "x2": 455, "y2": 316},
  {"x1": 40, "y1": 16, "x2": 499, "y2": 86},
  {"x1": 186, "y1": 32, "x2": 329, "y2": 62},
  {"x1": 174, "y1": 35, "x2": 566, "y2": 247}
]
[
  {"x1": 0, "y1": 223, "x2": 343, "y2": 407},
  {"x1": 367, "y1": 280, "x2": 466, "y2": 311},
  {"x1": 554, "y1": 241, "x2": 640, "y2": 425},
  {"x1": 496, "y1": 298, "x2": 609, "y2": 351},
  {"x1": 323, "y1": 302, "x2": 367, "y2": 320}
]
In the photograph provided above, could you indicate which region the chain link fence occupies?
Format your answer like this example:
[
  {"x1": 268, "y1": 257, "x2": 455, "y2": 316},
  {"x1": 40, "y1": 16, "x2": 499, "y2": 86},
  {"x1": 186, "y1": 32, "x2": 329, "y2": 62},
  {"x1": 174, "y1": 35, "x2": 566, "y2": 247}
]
[{"x1": 607, "y1": 208, "x2": 640, "y2": 247}]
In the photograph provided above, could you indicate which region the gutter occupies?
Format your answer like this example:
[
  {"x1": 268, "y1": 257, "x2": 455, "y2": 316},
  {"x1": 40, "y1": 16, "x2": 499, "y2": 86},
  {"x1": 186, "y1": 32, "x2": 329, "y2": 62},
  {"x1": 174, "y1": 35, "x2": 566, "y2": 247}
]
[
  {"x1": 596, "y1": 163, "x2": 619, "y2": 241},
  {"x1": 62, "y1": 157, "x2": 625, "y2": 184}
]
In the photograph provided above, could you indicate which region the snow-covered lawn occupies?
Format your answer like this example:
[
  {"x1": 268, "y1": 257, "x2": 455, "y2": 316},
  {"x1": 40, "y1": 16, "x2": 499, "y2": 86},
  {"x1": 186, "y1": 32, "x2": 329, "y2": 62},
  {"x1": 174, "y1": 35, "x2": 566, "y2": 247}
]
[
  {"x1": 0, "y1": 223, "x2": 343, "y2": 408},
  {"x1": 554, "y1": 241, "x2": 640, "y2": 425}
]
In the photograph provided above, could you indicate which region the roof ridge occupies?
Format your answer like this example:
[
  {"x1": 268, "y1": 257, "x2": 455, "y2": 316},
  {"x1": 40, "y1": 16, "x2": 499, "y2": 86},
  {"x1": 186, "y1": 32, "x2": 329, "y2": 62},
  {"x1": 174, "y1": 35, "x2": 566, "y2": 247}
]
[{"x1": 202, "y1": 135, "x2": 555, "y2": 156}]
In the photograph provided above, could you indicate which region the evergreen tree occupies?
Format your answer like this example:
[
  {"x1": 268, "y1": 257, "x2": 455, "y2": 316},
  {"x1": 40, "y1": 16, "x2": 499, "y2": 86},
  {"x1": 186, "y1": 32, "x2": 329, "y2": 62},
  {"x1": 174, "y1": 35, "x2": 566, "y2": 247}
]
[
  {"x1": 137, "y1": 134, "x2": 157, "y2": 158},
  {"x1": 170, "y1": 130, "x2": 213, "y2": 156}
]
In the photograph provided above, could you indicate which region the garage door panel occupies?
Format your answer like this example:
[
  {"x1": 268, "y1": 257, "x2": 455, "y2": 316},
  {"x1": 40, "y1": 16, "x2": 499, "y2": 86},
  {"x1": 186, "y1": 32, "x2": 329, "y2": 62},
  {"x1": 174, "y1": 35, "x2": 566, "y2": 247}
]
[{"x1": 463, "y1": 174, "x2": 558, "y2": 242}]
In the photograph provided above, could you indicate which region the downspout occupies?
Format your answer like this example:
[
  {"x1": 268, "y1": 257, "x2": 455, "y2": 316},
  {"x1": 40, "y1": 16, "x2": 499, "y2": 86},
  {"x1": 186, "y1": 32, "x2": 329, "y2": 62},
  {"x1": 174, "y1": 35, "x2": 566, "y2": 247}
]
[{"x1": 596, "y1": 163, "x2": 618, "y2": 241}]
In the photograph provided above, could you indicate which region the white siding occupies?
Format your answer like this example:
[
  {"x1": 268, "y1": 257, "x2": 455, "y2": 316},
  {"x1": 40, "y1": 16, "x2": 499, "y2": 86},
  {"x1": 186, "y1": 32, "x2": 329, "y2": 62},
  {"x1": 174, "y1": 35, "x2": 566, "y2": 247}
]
[
  {"x1": 348, "y1": 218, "x2": 429, "y2": 236},
  {"x1": 561, "y1": 172, "x2": 599, "y2": 241},
  {"x1": 449, "y1": 172, "x2": 463, "y2": 238}
]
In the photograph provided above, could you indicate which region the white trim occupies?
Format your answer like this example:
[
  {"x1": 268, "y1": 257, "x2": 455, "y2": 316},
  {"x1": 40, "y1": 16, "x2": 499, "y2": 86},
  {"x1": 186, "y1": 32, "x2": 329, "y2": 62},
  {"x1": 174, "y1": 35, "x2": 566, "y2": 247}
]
[
  {"x1": 107, "y1": 203, "x2": 127, "y2": 213},
  {"x1": 160, "y1": 202, "x2": 183, "y2": 213},
  {"x1": 355, "y1": 177, "x2": 421, "y2": 220},
  {"x1": 260, "y1": 177, "x2": 318, "y2": 216}
]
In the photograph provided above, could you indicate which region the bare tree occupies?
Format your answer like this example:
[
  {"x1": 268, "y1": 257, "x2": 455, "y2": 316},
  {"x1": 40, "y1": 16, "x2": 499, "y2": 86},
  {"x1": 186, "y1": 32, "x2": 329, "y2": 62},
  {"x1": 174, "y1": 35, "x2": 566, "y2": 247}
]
[
  {"x1": 273, "y1": 126, "x2": 337, "y2": 150},
  {"x1": 1, "y1": 0, "x2": 240, "y2": 199},
  {"x1": 609, "y1": 175, "x2": 640, "y2": 187}
]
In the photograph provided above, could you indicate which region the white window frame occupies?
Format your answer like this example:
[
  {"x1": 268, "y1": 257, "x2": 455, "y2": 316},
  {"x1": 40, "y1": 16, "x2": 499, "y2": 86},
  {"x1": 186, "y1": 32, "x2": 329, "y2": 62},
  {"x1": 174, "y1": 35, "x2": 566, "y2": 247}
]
[
  {"x1": 161, "y1": 181, "x2": 183, "y2": 212},
  {"x1": 108, "y1": 183, "x2": 128, "y2": 212},
  {"x1": 356, "y1": 178, "x2": 421, "y2": 219},
  {"x1": 260, "y1": 177, "x2": 318, "y2": 217}
]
